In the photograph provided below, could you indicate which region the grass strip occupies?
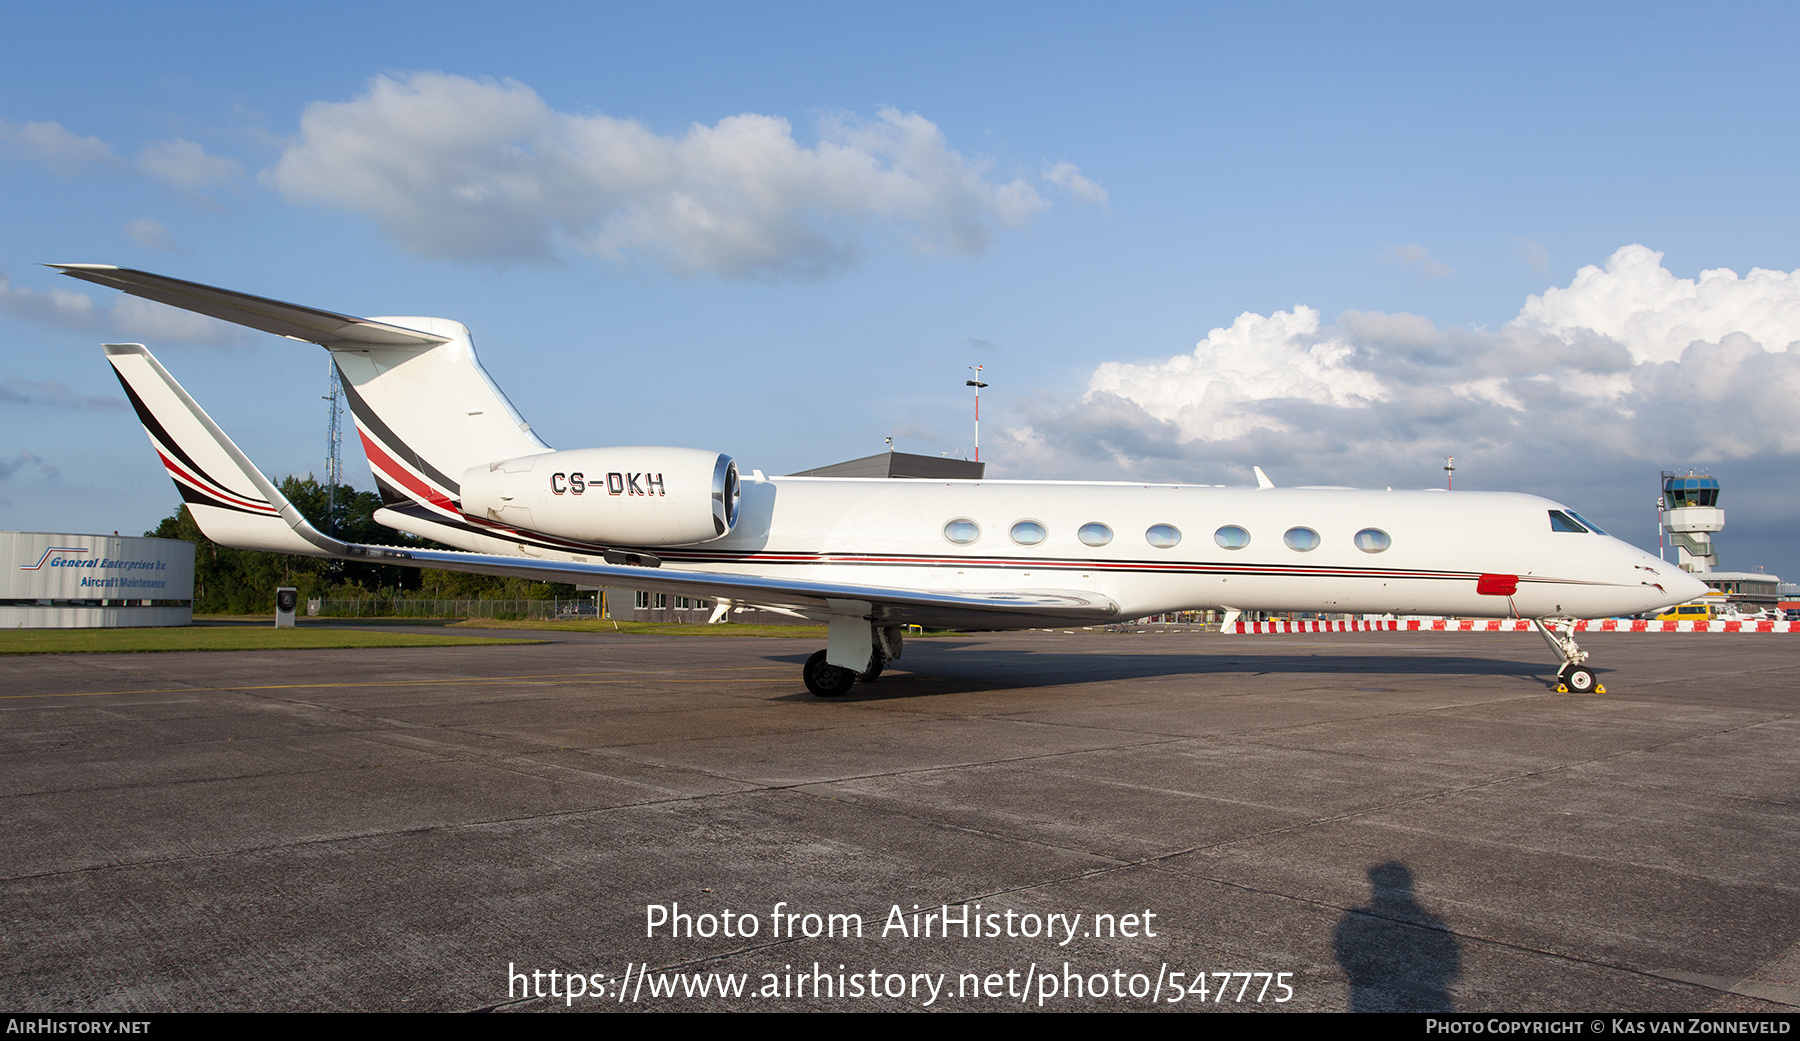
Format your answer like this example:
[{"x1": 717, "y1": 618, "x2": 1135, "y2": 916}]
[{"x1": 0, "y1": 628, "x2": 543, "y2": 655}]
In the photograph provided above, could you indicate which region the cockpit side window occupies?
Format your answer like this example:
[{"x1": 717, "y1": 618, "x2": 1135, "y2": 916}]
[{"x1": 1548, "y1": 510, "x2": 1588, "y2": 533}]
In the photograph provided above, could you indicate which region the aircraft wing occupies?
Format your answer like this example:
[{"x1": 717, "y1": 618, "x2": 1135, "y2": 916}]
[
  {"x1": 105, "y1": 342, "x2": 1117, "y2": 629},
  {"x1": 53, "y1": 264, "x2": 446, "y2": 348},
  {"x1": 351, "y1": 543, "x2": 1118, "y2": 628}
]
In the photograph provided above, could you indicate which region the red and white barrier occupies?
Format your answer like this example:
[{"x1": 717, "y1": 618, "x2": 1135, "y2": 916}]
[{"x1": 1231, "y1": 618, "x2": 1800, "y2": 634}]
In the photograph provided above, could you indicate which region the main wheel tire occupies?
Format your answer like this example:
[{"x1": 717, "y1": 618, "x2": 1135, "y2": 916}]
[
  {"x1": 803, "y1": 650, "x2": 856, "y2": 697},
  {"x1": 1561, "y1": 665, "x2": 1597, "y2": 693},
  {"x1": 858, "y1": 658, "x2": 884, "y2": 683}
]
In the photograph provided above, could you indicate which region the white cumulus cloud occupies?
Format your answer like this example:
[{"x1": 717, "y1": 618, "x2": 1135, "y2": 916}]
[
  {"x1": 264, "y1": 72, "x2": 1069, "y2": 278},
  {"x1": 1042, "y1": 161, "x2": 1108, "y2": 206},
  {"x1": 135, "y1": 138, "x2": 244, "y2": 197},
  {"x1": 1003, "y1": 246, "x2": 1800, "y2": 519},
  {"x1": 1087, "y1": 306, "x2": 1388, "y2": 442},
  {"x1": 0, "y1": 118, "x2": 119, "y2": 174},
  {"x1": 1516, "y1": 244, "x2": 1800, "y2": 365}
]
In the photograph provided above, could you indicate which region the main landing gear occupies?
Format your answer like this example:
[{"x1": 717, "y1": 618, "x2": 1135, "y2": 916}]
[
  {"x1": 1536, "y1": 618, "x2": 1604, "y2": 694},
  {"x1": 803, "y1": 618, "x2": 903, "y2": 698},
  {"x1": 803, "y1": 650, "x2": 857, "y2": 697}
]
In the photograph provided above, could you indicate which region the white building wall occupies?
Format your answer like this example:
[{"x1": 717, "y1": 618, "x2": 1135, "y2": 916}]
[{"x1": 1, "y1": 531, "x2": 195, "y2": 628}]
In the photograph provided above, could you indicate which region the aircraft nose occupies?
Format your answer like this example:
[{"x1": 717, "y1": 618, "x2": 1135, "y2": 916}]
[{"x1": 1671, "y1": 569, "x2": 1711, "y2": 604}]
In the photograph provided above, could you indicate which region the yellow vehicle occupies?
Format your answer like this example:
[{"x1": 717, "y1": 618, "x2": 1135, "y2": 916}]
[{"x1": 1654, "y1": 602, "x2": 1715, "y2": 622}]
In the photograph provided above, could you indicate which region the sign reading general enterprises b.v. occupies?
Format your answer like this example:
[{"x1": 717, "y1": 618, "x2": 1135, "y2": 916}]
[{"x1": 2, "y1": 532, "x2": 195, "y2": 601}]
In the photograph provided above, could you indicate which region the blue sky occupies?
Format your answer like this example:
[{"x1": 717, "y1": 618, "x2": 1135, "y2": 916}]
[{"x1": 4, "y1": 3, "x2": 1798, "y2": 576}]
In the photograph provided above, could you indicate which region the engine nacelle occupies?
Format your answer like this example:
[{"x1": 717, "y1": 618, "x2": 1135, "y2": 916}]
[{"x1": 460, "y1": 447, "x2": 740, "y2": 546}]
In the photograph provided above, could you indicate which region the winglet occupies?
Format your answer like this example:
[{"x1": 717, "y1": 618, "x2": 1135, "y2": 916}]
[
  {"x1": 1253, "y1": 466, "x2": 1275, "y2": 489},
  {"x1": 105, "y1": 342, "x2": 347, "y2": 557}
]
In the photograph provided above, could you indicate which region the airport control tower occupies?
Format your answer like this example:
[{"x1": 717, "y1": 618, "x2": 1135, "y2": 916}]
[{"x1": 1660, "y1": 471, "x2": 1723, "y2": 573}]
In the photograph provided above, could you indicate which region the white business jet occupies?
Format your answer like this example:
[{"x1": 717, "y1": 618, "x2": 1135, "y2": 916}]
[{"x1": 57, "y1": 265, "x2": 1706, "y2": 697}]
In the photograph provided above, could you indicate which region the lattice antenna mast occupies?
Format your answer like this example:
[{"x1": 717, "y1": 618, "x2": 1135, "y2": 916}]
[{"x1": 322, "y1": 358, "x2": 343, "y2": 535}]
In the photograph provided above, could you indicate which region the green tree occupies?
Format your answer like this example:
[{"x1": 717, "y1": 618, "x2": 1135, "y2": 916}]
[{"x1": 147, "y1": 475, "x2": 575, "y2": 612}]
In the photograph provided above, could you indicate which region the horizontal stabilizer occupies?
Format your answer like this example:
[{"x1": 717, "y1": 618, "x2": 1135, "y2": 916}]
[
  {"x1": 54, "y1": 265, "x2": 446, "y2": 348},
  {"x1": 62, "y1": 264, "x2": 548, "y2": 514}
]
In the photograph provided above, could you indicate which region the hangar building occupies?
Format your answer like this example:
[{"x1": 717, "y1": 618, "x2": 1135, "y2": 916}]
[{"x1": 2, "y1": 531, "x2": 195, "y2": 628}]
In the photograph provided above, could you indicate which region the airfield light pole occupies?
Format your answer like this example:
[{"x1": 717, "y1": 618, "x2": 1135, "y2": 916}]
[
  {"x1": 1444, "y1": 456, "x2": 1455, "y2": 491},
  {"x1": 966, "y1": 366, "x2": 987, "y2": 463}
]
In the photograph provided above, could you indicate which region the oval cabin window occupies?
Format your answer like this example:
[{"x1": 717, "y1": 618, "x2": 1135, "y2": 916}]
[
  {"x1": 1010, "y1": 520, "x2": 1047, "y2": 546},
  {"x1": 1145, "y1": 524, "x2": 1182, "y2": 549},
  {"x1": 1284, "y1": 527, "x2": 1321, "y2": 552}
]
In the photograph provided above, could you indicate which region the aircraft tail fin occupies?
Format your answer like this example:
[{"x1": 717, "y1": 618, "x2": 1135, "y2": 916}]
[
  {"x1": 56, "y1": 265, "x2": 550, "y2": 521},
  {"x1": 105, "y1": 343, "x2": 345, "y2": 557},
  {"x1": 328, "y1": 317, "x2": 550, "y2": 519}
]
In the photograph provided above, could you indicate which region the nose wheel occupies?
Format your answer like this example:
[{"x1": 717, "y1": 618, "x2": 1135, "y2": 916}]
[{"x1": 1558, "y1": 664, "x2": 1599, "y2": 694}]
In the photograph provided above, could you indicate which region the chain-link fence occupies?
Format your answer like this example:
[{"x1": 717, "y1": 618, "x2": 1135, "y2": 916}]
[{"x1": 309, "y1": 598, "x2": 600, "y2": 620}]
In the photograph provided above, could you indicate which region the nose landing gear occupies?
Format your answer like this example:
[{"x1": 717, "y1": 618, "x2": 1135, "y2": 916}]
[{"x1": 1537, "y1": 619, "x2": 1606, "y2": 694}]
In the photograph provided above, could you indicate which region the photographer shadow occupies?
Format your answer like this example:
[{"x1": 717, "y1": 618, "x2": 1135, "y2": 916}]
[{"x1": 1334, "y1": 861, "x2": 1460, "y2": 1012}]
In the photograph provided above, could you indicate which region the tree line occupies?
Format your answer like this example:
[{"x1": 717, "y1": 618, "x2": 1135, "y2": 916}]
[{"x1": 148, "y1": 476, "x2": 575, "y2": 613}]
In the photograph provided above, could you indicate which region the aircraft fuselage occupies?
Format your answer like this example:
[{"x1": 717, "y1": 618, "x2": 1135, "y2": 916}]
[{"x1": 423, "y1": 475, "x2": 1697, "y2": 624}]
